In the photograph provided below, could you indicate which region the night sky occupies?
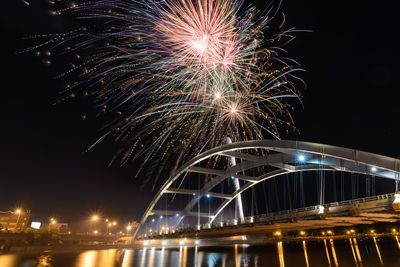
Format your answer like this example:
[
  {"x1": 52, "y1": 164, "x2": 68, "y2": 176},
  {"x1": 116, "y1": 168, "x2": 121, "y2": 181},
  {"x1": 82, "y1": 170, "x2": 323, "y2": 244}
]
[{"x1": 1, "y1": 0, "x2": 399, "y2": 227}]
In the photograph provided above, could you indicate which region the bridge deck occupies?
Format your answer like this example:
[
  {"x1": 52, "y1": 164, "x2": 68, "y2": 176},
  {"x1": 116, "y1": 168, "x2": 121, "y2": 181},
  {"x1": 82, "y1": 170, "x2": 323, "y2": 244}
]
[{"x1": 142, "y1": 193, "x2": 400, "y2": 240}]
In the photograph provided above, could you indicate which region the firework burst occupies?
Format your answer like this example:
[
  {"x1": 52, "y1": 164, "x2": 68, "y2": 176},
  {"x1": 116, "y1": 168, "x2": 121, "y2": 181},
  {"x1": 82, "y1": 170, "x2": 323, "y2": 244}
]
[{"x1": 25, "y1": 0, "x2": 304, "y2": 186}]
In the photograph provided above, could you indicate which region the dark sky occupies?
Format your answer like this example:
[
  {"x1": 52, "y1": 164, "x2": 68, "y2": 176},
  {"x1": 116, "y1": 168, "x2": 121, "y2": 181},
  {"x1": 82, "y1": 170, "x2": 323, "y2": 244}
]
[{"x1": 1, "y1": 0, "x2": 399, "y2": 226}]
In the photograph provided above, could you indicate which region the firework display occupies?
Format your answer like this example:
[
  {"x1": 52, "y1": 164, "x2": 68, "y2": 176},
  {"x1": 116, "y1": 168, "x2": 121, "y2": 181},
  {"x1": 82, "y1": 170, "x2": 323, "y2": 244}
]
[{"x1": 25, "y1": 0, "x2": 303, "y2": 184}]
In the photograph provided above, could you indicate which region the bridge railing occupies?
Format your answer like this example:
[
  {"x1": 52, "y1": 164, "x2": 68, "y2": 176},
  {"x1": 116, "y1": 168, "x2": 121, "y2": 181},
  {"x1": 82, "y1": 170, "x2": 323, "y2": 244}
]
[
  {"x1": 209, "y1": 192, "x2": 395, "y2": 229},
  {"x1": 142, "y1": 192, "x2": 396, "y2": 238}
]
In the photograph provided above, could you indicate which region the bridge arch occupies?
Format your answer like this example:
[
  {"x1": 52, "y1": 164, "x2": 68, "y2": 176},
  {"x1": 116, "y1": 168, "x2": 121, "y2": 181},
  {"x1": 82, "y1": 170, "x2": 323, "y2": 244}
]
[{"x1": 135, "y1": 140, "x2": 400, "y2": 238}]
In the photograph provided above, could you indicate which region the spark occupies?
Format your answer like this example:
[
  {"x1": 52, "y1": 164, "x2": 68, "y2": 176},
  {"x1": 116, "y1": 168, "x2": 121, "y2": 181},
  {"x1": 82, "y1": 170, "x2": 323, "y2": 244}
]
[{"x1": 25, "y1": 0, "x2": 304, "y2": 185}]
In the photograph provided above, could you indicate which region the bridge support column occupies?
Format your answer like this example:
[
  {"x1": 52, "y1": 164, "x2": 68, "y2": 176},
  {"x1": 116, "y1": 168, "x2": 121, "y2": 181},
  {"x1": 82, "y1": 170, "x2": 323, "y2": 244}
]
[
  {"x1": 392, "y1": 192, "x2": 400, "y2": 211},
  {"x1": 227, "y1": 137, "x2": 244, "y2": 221}
]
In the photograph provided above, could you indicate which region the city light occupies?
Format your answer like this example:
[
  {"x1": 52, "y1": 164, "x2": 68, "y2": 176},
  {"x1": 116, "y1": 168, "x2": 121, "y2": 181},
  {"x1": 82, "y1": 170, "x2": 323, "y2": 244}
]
[
  {"x1": 92, "y1": 215, "x2": 99, "y2": 221},
  {"x1": 175, "y1": 213, "x2": 179, "y2": 217},
  {"x1": 206, "y1": 194, "x2": 211, "y2": 198},
  {"x1": 15, "y1": 209, "x2": 21, "y2": 214},
  {"x1": 93, "y1": 230, "x2": 98, "y2": 235},
  {"x1": 300, "y1": 231, "x2": 306, "y2": 236},
  {"x1": 113, "y1": 221, "x2": 117, "y2": 226},
  {"x1": 298, "y1": 155, "x2": 305, "y2": 162},
  {"x1": 274, "y1": 231, "x2": 282, "y2": 236},
  {"x1": 371, "y1": 167, "x2": 377, "y2": 172}
]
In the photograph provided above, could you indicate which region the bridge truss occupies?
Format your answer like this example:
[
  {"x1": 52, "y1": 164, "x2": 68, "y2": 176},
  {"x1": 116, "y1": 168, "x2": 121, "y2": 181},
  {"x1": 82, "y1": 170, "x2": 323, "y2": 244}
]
[{"x1": 134, "y1": 140, "x2": 400, "y2": 238}]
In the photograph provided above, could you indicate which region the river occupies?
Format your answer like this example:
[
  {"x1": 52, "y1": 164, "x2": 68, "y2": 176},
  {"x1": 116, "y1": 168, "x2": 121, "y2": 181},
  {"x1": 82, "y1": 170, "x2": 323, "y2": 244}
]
[{"x1": 1, "y1": 236, "x2": 400, "y2": 266}]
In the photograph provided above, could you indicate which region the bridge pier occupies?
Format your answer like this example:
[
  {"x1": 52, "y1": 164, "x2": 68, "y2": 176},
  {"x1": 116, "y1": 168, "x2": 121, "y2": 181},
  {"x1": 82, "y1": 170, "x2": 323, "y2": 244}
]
[{"x1": 392, "y1": 192, "x2": 400, "y2": 211}]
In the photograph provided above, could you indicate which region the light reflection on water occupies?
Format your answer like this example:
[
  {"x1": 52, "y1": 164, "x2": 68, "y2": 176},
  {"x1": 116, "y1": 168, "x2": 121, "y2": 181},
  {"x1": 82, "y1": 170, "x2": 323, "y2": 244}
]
[
  {"x1": 2, "y1": 236, "x2": 400, "y2": 266},
  {"x1": 302, "y1": 240, "x2": 309, "y2": 267}
]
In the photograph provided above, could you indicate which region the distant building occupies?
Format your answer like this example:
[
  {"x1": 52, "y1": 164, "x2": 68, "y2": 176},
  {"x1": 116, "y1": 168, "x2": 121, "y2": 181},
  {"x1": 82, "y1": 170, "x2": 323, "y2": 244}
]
[
  {"x1": 0, "y1": 210, "x2": 31, "y2": 232},
  {"x1": 44, "y1": 223, "x2": 69, "y2": 234}
]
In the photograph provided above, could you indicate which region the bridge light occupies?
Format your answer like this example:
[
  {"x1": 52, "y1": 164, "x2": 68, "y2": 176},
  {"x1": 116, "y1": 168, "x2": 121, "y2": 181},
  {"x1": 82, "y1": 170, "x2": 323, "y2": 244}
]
[
  {"x1": 195, "y1": 240, "x2": 199, "y2": 245},
  {"x1": 318, "y1": 205, "x2": 325, "y2": 214},
  {"x1": 327, "y1": 230, "x2": 333, "y2": 235},
  {"x1": 392, "y1": 228, "x2": 397, "y2": 233},
  {"x1": 231, "y1": 176, "x2": 235, "y2": 180},
  {"x1": 175, "y1": 213, "x2": 179, "y2": 217},
  {"x1": 371, "y1": 167, "x2": 377, "y2": 172},
  {"x1": 346, "y1": 231, "x2": 350, "y2": 235},
  {"x1": 207, "y1": 223, "x2": 211, "y2": 229},
  {"x1": 179, "y1": 240, "x2": 185, "y2": 245},
  {"x1": 370, "y1": 229, "x2": 375, "y2": 234},
  {"x1": 274, "y1": 231, "x2": 282, "y2": 236},
  {"x1": 233, "y1": 219, "x2": 238, "y2": 226},
  {"x1": 321, "y1": 231, "x2": 326, "y2": 236},
  {"x1": 197, "y1": 225, "x2": 201, "y2": 230},
  {"x1": 151, "y1": 219, "x2": 155, "y2": 222},
  {"x1": 298, "y1": 155, "x2": 305, "y2": 162},
  {"x1": 192, "y1": 193, "x2": 196, "y2": 196},
  {"x1": 300, "y1": 231, "x2": 306, "y2": 236},
  {"x1": 161, "y1": 240, "x2": 167, "y2": 245},
  {"x1": 206, "y1": 194, "x2": 210, "y2": 198},
  {"x1": 143, "y1": 241, "x2": 149, "y2": 246},
  {"x1": 220, "y1": 222, "x2": 224, "y2": 227},
  {"x1": 160, "y1": 216, "x2": 163, "y2": 219},
  {"x1": 250, "y1": 216, "x2": 254, "y2": 223}
]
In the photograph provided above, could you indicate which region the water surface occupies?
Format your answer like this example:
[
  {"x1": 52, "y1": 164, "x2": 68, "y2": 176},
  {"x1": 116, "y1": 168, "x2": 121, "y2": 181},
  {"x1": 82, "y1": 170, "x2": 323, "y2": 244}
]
[{"x1": 1, "y1": 236, "x2": 400, "y2": 266}]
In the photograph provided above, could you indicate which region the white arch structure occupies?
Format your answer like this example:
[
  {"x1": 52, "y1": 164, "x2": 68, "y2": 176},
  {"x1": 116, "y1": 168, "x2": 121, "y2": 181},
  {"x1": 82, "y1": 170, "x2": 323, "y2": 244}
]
[{"x1": 134, "y1": 140, "x2": 400, "y2": 238}]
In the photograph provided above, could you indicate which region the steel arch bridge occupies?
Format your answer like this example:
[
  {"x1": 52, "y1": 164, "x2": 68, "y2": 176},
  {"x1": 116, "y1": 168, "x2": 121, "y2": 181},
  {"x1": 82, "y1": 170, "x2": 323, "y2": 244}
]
[{"x1": 134, "y1": 140, "x2": 400, "y2": 238}]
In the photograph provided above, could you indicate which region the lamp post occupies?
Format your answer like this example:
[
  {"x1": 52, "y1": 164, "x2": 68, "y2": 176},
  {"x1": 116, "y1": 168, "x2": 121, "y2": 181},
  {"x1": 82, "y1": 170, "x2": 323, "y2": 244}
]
[
  {"x1": 90, "y1": 215, "x2": 99, "y2": 233},
  {"x1": 15, "y1": 209, "x2": 22, "y2": 231},
  {"x1": 126, "y1": 225, "x2": 132, "y2": 236}
]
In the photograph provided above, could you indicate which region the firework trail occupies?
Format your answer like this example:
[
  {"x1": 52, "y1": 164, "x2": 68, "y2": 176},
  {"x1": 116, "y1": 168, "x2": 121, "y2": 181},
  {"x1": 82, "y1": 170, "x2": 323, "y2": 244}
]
[{"x1": 24, "y1": 0, "x2": 304, "y2": 186}]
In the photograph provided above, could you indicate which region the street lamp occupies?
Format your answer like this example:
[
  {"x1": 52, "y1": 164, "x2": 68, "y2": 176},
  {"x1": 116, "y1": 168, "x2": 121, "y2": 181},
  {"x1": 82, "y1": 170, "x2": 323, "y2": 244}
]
[
  {"x1": 126, "y1": 225, "x2": 132, "y2": 236},
  {"x1": 90, "y1": 215, "x2": 99, "y2": 232},
  {"x1": 15, "y1": 209, "x2": 22, "y2": 230},
  {"x1": 107, "y1": 223, "x2": 112, "y2": 234}
]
